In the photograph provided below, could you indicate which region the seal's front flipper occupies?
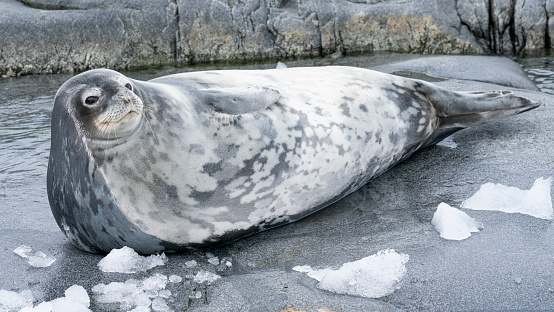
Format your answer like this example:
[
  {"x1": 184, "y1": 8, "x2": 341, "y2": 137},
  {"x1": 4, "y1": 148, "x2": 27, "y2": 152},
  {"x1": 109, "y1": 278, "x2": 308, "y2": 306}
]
[
  {"x1": 424, "y1": 89, "x2": 540, "y2": 147},
  {"x1": 202, "y1": 85, "x2": 280, "y2": 115}
]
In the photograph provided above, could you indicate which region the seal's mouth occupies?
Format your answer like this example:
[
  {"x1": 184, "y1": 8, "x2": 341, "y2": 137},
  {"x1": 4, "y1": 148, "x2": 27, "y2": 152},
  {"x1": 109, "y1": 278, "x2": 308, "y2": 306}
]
[{"x1": 96, "y1": 110, "x2": 141, "y2": 126}]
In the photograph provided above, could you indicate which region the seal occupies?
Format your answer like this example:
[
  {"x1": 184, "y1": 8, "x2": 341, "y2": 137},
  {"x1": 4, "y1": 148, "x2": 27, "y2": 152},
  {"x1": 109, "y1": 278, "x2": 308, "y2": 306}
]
[{"x1": 47, "y1": 66, "x2": 538, "y2": 254}]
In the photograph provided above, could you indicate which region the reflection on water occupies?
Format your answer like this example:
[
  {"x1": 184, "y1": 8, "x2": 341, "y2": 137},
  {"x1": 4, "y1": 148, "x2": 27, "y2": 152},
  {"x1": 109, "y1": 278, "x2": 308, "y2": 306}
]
[{"x1": 520, "y1": 57, "x2": 554, "y2": 95}]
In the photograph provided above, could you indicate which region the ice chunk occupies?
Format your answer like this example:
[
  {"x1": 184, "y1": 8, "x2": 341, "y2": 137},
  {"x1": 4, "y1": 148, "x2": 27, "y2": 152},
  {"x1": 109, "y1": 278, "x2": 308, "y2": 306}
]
[
  {"x1": 168, "y1": 275, "x2": 182, "y2": 283},
  {"x1": 49, "y1": 297, "x2": 91, "y2": 312},
  {"x1": 20, "y1": 302, "x2": 52, "y2": 312},
  {"x1": 128, "y1": 307, "x2": 151, "y2": 312},
  {"x1": 151, "y1": 297, "x2": 171, "y2": 312},
  {"x1": 184, "y1": 260, "x2": 197, "y2": 268},
  {"x1": 92, "y1": 274, "x2": 168, "y2": 311},
  {"x1": 98, "y1": 246, "x2": 168, "y2": 273},
  {"x1": 64, "y1": 285, "x2": 90, "y2": 308},
  {"x1": 461, "y1": 177, "x2": 553, "y2": 220},
  {"x1": 193, "y1": 270, "x2": 221, "y2": 284},
  {"x1": 276, "y1": 61, "x2": 287, "y2": 69},
  {"x1": 436, "y1": 136, "x2": 457, "y2": 149},
  {"x1": 431, "y1": 202, "x2": 483, "y2": 240},
  {"x1": 19, "y1": 285, "x2": 90, "y2": 312},
  {"x1": 14, "y1": 245, "x2": 56, "y2": 268},
  {"x1": 207, "y1": 256, "x2": 220, "y2": 266},
  {"x1": 0, "y1": 289, "x2": 34, "y2": 311},
  {"x1": 293, "y1": 249, "x2": 409, "y2": 298}
]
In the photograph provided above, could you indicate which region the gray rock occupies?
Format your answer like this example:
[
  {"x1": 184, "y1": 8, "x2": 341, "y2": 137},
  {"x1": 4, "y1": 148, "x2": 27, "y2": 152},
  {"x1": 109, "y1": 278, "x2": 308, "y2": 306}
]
[
  {"x1": 1, "y1": 0, "x2": 554, "y2": 76},
  {"x1": 372, "y1": 55, "x2": 539, "y2": 90}
]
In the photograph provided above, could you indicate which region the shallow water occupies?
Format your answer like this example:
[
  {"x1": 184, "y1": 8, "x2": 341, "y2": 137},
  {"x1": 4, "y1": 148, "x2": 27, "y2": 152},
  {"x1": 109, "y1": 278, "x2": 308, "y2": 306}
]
[{"x1": 520, "y1": 57, "x2": 554, "y2": 94}]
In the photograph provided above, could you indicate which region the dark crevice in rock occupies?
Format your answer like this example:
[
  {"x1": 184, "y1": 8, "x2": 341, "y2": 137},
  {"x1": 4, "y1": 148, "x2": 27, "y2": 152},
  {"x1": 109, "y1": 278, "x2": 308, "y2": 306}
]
[
  {"x1": 16, "y1": 0, "x2": 84, "y2": 10},
  {"x1": 545, "y1": 2, "x2": 552, "y2": 50},
  {"x1": 16, "y1": 0, "x2": 141, "y2": 11},
  {"x1": 172, "y1": 1, "x2": 180, "y2": 64},
  {"x1": 508, "y1": 0, "x2": 519, "y2": 55},
  {"x1": 488, "y1": 0, "x2": 497, "y2": 53},
  {"x1": 330, "y1": 0, "x2": 344, "y2": 53}
]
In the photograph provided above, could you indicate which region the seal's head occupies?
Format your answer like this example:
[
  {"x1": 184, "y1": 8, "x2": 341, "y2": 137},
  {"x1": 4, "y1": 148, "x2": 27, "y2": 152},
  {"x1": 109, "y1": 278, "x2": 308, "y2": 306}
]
[{"x1": 56, "y1": 69, "x2": 144, "y2": 144}]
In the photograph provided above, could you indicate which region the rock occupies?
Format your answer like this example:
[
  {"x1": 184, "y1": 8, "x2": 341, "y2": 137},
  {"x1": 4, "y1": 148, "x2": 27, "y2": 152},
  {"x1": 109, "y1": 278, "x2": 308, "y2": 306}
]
[
  {"x1": 1, "y1": 0, "x2": 553, "y2": 76},
  {"x1": 372, "y1": 55, "x2": 539, "y2": 91}
]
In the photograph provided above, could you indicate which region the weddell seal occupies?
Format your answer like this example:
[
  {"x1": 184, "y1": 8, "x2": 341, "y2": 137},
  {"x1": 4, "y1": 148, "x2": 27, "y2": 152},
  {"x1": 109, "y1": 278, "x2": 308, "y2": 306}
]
[{"x1": 47, "y1": 66, "x2": 538, "y2": 254}]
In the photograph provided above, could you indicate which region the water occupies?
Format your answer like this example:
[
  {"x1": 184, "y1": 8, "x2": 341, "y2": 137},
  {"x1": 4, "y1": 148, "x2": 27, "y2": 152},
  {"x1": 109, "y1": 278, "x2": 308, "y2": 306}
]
[
  {"x1": 0, "y1": 74, "x2": 71, "y2": 231},
  {"x1": 520, "y1": 57, "x2": 554, "y2": 94}
]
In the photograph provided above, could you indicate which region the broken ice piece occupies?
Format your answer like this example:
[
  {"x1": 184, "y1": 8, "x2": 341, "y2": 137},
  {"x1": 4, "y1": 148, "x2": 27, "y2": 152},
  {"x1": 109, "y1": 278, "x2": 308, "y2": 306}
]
[
  {"x1": 13, "y1": 245, "x2": 56, "y2": 268},
  {"x1": 461, "y1": 177, "x2": 553, "y2": 220},
  {"x1": 436, "y1": 136, "x2": 457, "y2": 149},
  {"x1": 432, "y1": 202, "x2": 482, "y2": 240},
  {"x1": 207, "y1": 256, "x2": 220, "y2": 266},
  {"x1": 98, "y1": 246, "x2": 167, "y2": 273},
  {"x1": 193, "y1": 270, "x2": 221, "y2": 284},
  {"x1": 168, "y1": 275, "x2": 182, "y2": 283},
  {"x1": 0, "y1": 289, "x2": 35, "y2": 311},
  {"x1": 293, "y1": 249, "x2": 409, "y2": 298}
]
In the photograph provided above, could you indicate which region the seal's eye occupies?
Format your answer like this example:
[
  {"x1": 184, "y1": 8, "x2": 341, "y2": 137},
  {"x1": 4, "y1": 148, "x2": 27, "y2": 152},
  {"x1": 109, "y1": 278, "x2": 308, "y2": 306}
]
[
  {"x1": 85, "y1": 96, "x2": 99, "y2": 106},
  {"x1": 125, "y1": 83, "x2": 133, "y2": 91}
]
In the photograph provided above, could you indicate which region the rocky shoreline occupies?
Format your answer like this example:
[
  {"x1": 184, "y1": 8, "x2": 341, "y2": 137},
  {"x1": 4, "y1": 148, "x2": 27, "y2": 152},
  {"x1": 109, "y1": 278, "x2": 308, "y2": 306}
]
[{"x1": 1, "y1": 0, "x2": 553, "y2": 77}]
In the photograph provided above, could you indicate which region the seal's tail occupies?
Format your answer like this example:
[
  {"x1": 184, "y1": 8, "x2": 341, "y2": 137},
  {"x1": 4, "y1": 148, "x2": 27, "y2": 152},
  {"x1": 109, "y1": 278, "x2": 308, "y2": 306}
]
[{"x1": 423, "y1": 90, "x2": 540, "y2": 148}]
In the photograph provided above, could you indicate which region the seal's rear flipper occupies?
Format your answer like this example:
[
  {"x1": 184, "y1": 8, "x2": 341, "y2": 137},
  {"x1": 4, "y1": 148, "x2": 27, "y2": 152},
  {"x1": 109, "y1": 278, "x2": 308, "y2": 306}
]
[{"x1": 423, "y1": 90, "x2": 540, "y2": 148}]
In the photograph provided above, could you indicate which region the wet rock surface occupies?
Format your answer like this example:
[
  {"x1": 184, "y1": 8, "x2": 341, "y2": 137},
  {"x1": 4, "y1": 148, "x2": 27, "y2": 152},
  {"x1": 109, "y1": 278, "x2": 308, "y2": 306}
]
[
  {"x1": 0, "y1": 55, "x2": 552, "y2": 311},
  {"x1": 2, "y1": 0, "x2": 554, "y2": 76}
]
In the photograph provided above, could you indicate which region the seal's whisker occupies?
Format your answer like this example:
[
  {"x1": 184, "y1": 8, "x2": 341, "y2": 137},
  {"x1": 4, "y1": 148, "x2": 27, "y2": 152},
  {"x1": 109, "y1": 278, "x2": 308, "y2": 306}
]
[
  {"x1": 142, "y1": 106, "x2": 161, "y2": 118},
  {"x1": 141, "y1": 111, "x2": 159, "y2": 143}
]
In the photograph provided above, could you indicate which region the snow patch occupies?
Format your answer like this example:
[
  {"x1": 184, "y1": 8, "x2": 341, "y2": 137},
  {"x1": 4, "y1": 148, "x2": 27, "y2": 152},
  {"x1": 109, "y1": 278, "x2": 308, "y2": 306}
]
[
  {"x1": 293, "y1": 249, "x2": 409, "y2": 298},
  {"x1": 431, "y1": 202, "x2": 483, "y2": 240},
  {"x1": 98, "y1": 246, "x2": 168, "y2": 273},
  {"x1": 461, "y1": 177, "x2": 553, "y2": 220}
]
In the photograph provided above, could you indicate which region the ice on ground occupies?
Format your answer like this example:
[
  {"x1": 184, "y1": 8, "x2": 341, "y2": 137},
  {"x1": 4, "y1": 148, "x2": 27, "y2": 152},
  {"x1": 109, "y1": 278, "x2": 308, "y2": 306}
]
[
  {"x1": 168, "y1": 275, "x2": 182, "y2": 283},
  {"x1": 461, "y1": 177, "x2": 553, "y2": 220},
  {"x1": 431, "y1": 202, "x2": 483, "y2": 240},
  {"x1": 64, "y1": 285, "x2": 90, "y2": 308},
  {"x1": 0, "y1": 289, "x2": 34, "y2": 311},
  {"x1": 184, "y1": 260, "x2": 197, "y2": 268},
  {"x1": 13, "y1": 245, "x2": 56, "y2": 268},
  {"x1": 193, "y1": 270, "x2": 221, "y2": 284},
  {"x1": 98, "y1": 246, "x2": 168, "y2": 273},
  {"x1": 207, "y1": 256, "x2": 219, "y2": 266},
  {"x1": 92, "y1": 273, "x2": 168, "y2": 311},
  {"x1": 436, "y1": 136, "x2": 457, "y2": 149},
  {"x1": 293, "y1": 249, "x2": 409, "y2": 298},
  {"x1": 276, "y1": 61, "x2": 287, "y2": 69},
  {"x1": 19, "y1": 285, "x2": 91, "y2": 312},
  {"x1": 151, "y1": 297, "x2": 171, "y2": 312}
]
